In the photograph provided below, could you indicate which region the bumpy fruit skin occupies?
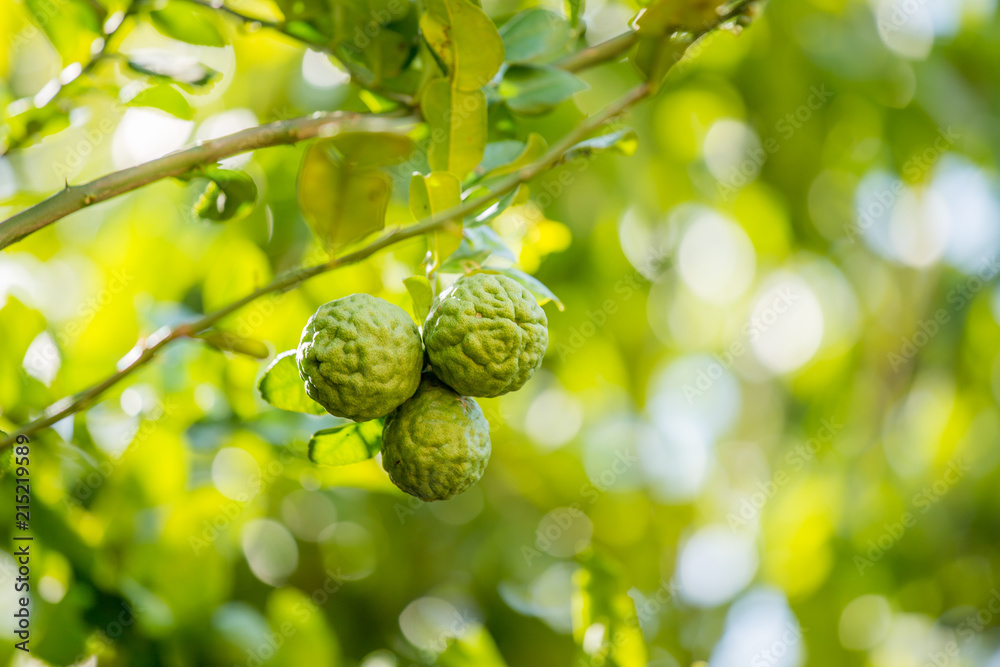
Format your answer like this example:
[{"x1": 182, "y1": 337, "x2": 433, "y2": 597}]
[
  {"x1": 296, "y1": 294, "x2": 423, "y2": 421},
  {"x1": 423, "y1": 274, "x2": 548, "y2": 397},
  {"x1": 381, "y1": 377, "x2": 491, "y2": 501}
]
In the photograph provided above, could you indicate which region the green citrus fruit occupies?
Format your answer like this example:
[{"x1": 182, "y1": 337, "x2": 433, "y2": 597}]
[
  {"x1": 297, "y1": 294, "x2": 423, "y2": 421},
  {"x1": 381, "y1": 376, "x2": 491, "y2": 501},
  {"x1": 423, "y1": 274, "x2": 548, "y2": 397}
]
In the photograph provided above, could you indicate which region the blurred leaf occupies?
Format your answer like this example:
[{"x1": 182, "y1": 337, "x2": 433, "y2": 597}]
[
  {"x1": 635, "y1": 0, "x2": 726, "y2": 34},
  {"x1": 423, "y1": 79, "x2": 488, "y2": 180},
  {"x1": 499, "y1": 65, "x2": 587, "y2": 115},
  {"x1": 197, "y1": 331, "x2": 270, "y2": 359},
  {"x1": 404, "y1": 275, "x2": 434, "y2": 322},
  {"x1": 150, "y1": 2, "x2": 226, "y2": 47},
  {"x1": 124, "y1": 84, "x2": 194, "y2": 119},
  {"x1": 331, "y1": 131, "x2": 417, "y2": 169},
  {"x1": 480, "y1": 133, "x2": 547, "y2": 179},
  {"x1": 308, "y1": 419, "x2": 384, "y2": 466},
  {"x1": 630, "y1": 35, "x2": 688, "y2": 92},
  {"x1": 127, "y1": 51, "x2": 219, "y2": 87},
  {"x1": 25, "y1": 0, "x2": 101, "y2": 66},
  {"x1": 564, "y1": 129, "x2": 639, "y2": 160},
  {"x1": 500, "y1": 9, "x2": 573, "y2": 63},
  {"x1": 420, "y1": 0, "x2": 505, "y2": 91},
  {"x1": 564, "y1": 0, "x2": 584, "y2": 27},
  {"x1": 477, "y1": 267, "x2": 563, "y2": 309},
  {"x1": 192, "y1": 167, "x2": 258, "y2": 222},
  {"x1": 438, "y1": 625, "x2": 509, "y2": 666},
  {"x1": 440, "y1": 226, "x2": 516, "y2": 272},
  {"x1": 258, "y1": 350, "x2": 326, "y2": 415},
  {"x1": 298, "y1": 141, "x2": 392, "y2": 252}
]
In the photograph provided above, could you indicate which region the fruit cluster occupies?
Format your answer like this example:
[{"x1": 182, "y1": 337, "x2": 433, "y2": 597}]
[{"x1": 296, "y1": 273, "x2": 549, "y2": 501}]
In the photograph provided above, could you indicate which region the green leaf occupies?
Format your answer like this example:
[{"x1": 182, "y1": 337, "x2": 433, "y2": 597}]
[
  {"x1": 198, "y1": 331, "x2": 270, "y2": 359},
  {"x1": 25, "y1": 0, "x2": 101, "y2": 66},
  {"x1": 330, "y1": 131, "x2": 417, "y2": 169},
  {"x1": 468, "y1": 184, "x2": 525, "y2": 226},
  {"x1": 403, "y1": 276, "x2": 434, "y2": 322},
  {"x1": 499, "y1": 65, "x2": 587, "y2": 115},
  {"x1": 422, "y1": 79, "x2": 488, "y2": 180},
  {"x1": 420, "y1": 0, "x2": 505, "y2": 91},
  {"x1": 440, "y1": 226, "x2": 516, "y2": 272},
  {"x1": 193, "y1": 167, "x2": 258, "y2": 222},
  {"x1": 127, "y1": 51, "x2": 220, "y2": 87},
  {"x1": 479, "y1": 133, "x2": 547, "y2": 180},
  {"x1": 124, "y1": 84, "x2": 194, "y2": 120},
  {"x1": 437, "y1": 625, "x2": 509, "y2": 667},
  {"x1": 635, "y1": 0, "x2": 726, "y2": 35},
  {"x1": 500, "y1": 9, "x2": 573, "y2": 64},
  {"x1": 565, "y1": 0, "x2": 584, "y2": 27},
  {"x1": 150, "y1": 2, "x2": 226, "y2": 47},
  {"x1": 631, "y1": 35, "x2": 689, "y2": 92},
  {"x1": 409, "y1": 171, "x2": 463, "y2": 268},
  {"x1": 258, "y1": 351, "x2": 327, "y2": 415},
  {"x1": 298, "y1": 141, "x2": 393, "y2": 252},
  {"x1": 478, "y1": 267, "x2": 563, "y2": 310},
  {"x1": 564, "y1": 128, "x2": 639, "y2": 160},
  {"x1": 308, "y1": 419, "x2": 384, "y2": 466}
]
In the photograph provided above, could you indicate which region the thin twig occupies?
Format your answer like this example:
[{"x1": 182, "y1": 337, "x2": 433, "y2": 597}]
[{"x1": 0, "y1": 82, "x2": 650, "y2": 449}]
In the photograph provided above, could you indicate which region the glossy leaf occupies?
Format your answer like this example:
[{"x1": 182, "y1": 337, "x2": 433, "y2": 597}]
[
  {"x1": 403, "y1": 275, "x2": 434, "y2": 323},
  {"x1": 420, "y1": 0, "x2": 505, "y2": 90},
  {"x1": 499, "y1": 65, "x2": 587, "y2": 115},
  {"x1": 631, "y1": 35, "x2": 689, "y2": 92},
  {"x1": 440, "y1": 226, "x2": 516, "y2": 273},
  {"x1": 298, "y1": 141, "x2": 393, "y2": 252},
  {"x1": 308, "y1": 419, "x2": 384, "y2": 466},
  {"x1": 193, "y1": 167, "x2": 258, "y2": 222},
  {"x1": 150, "y1": 2, "x2": 226, "y2": 47},
  {"x1": 258, "y1": 351, "x2": 326, "y2": 415},
  {"x1": 635, "y1": 0, "x2": 726, "y2": 35},
  {"x1": 422, "y1": 79, "x2": 488, "y2": 180},
  {"x1": 499, "y1": 9, "x2": 573, "y2": 64},
  {"x1": 124, "y1": 84, "x2": 193, "y2": 120},
  {"x1": 468, "y1": 184, "x2": 527, "y2": 226}
]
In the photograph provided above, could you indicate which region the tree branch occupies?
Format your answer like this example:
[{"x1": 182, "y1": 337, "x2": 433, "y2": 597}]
[
  {"x1": 0, "y1": 82, "x2": 650, "y2": 450},
  {"x1": 0, "y1": 112, "x2": 411, "y2": 250}
]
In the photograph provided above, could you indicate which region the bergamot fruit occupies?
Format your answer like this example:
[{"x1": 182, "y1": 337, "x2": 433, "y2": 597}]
[
  {"x1": 423, "y1": 273, "x2": 548, "y2": 397},
  {"x1": 297, "y1": 294, "x2": 423, "y2": 421},
  {"x1": 381, "y1": 376, "x2": 491, "y2": 501}
]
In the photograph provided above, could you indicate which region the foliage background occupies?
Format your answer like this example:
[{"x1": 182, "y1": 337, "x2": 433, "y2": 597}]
[{"x1": 2, "y1": 0, "x2": 1000, "y2": 665}]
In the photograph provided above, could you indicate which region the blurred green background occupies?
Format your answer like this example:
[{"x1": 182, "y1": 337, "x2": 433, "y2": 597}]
[{"x1": 3, "y1": 0, "x2": 1000, "y2": 665}]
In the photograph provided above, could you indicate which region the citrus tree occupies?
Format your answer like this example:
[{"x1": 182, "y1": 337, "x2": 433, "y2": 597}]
[{"x1": 0, "y1": 0, "x2": 760, "y2": 663}]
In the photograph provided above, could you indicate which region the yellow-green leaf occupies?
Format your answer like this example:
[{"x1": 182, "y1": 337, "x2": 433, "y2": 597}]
[
  {"x1": 420, "y1": 0, "x2": 505, "y2": 91},
  {"x1": 308, "y1": 420, "x2": 384, "y2": 466},
  {"x1": 479, "y1": 133, "x2": 547, "y2": 180},
  {"x1": 410, "y1": 171, "x2": 464, "y2": 268},
  {"x1": 298, "y1": 141, "x2": 392, "y2": 252},
  {"x1": 331, "y1": 131, "x2": 417, "y2": 169},
  {"x1": 258, "y1": 351, "x2": 327, "y2": 415},
  {"x1": 422, "y1": 80, "x2": 488, "y2": 180},
  {"x1": 150, "y1": 2, "x2": 226, "y2": 47},
  {"x1": 403, "y1": 276, "x2": 434, "y2": 322}
]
